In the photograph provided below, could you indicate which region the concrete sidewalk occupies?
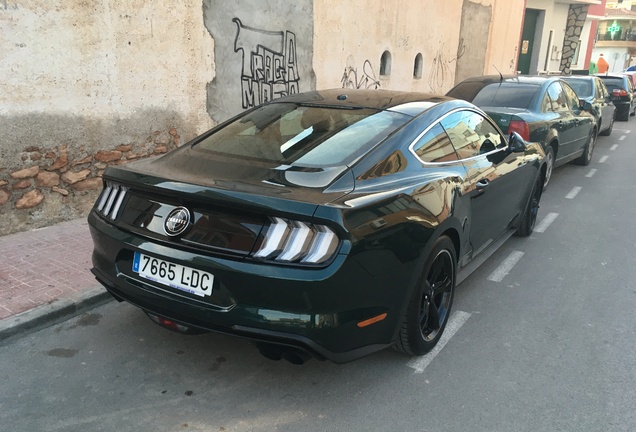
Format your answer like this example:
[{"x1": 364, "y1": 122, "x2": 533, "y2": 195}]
[{"x1": 0, "y1": 218, "x2": 111, "y2": 343}]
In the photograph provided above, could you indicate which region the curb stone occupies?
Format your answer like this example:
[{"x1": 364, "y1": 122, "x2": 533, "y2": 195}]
[{"x1": 0, "y1": 285, "x2": 113, "y2": 345}]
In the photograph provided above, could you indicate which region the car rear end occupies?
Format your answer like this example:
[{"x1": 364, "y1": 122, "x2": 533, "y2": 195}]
[
  {"x1": 598, "y1": 75, "x2": 632, "y2": 120},
  {"x1": 447, "y1": 79, "x2": 539, "y2": 142},
  {"x1": 88, "y1": 99, "x2": 421, "y2": 363}
]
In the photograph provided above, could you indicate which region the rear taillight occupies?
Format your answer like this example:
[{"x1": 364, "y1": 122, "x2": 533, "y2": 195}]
[
  {"x1": 507, "y1": 120, "x2": 530, "y2": 141},
  {"x1": 612, "y1": 88, "x2": 628, "y2": 97},
  {"x1": 253, "y1": 217, "x2": 339, "y2": 264},
  {"x1": 96, "y1": 181, "x2": 128, "y2": 220}
]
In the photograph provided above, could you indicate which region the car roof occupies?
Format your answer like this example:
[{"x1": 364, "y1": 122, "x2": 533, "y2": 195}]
[
  {"x1": 272, "y1": 89, "x2": 457, "y2": 115},
  {"x1": 596, "y1": 73, "x2": 627, "y2": 79},
  {"x1": 454, "y1": 74, "x2": 560, "y2": 86}
]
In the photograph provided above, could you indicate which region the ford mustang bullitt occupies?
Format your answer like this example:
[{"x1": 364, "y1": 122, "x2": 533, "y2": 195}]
[{"x1": 88, "y1": 89, "x2": 546, "y2": 364}]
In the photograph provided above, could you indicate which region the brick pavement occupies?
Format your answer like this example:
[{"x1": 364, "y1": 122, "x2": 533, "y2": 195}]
[{"x1": 0, "y1": 218, "x2": 98, "y2": 321}]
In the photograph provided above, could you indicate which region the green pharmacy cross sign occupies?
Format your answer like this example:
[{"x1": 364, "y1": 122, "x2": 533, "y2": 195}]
[{"x1": 609, "y1": 21, "x2": 621, "y2": 38}]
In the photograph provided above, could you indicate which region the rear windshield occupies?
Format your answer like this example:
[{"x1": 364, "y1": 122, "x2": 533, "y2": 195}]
[
  {"x1": 448, "y1": 82, "x2": 539, "y2": 109},
  {"x1": 562, "y1": 79, "x2": 593, "y2": 98},
  {"x1": 598, "y1": 77, "x2": 626, "y2": 92},
  {"x1": 194, "y1": 103, "x2": 409, "y2": 167}
]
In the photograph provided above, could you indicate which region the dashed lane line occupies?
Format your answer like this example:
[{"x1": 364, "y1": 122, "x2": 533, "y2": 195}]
[
  {"x1": 611, "y1": 144, "x2": 619, "y2": 151},
  {"x1": 586, "y1": 168, "x2": 598, "y2": 178},
  {"x1": 599, "y1": 155, "x2": 609, "y2": 163},
  {"x1": 619, "y1": 135, "x2": 626, "y2": 141},
  {"x1": 626, "y1": 130, "x2": 632, "y2": 134},
  {"x1": 565, "y1": 186, "x2": 582, "y2": 199},
  {"x1": 535, "y1": 212, "x2": 559, "y2": 233},
  {"x1": 407, "y1": 311, "x2": 471, "y2": 374},
  {"x1": 487, "y1": 251, "x2": 525, "y2": 282}
]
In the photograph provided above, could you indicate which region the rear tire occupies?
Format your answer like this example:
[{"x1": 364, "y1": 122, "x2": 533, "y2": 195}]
[
  {"x1": 575, "y1": 128, "x2": 596, "y2": 166},
  {"x1": 516, "y1": 176, "x2": 542, "y2": 237},
  {"x1": 542, "y1": 146, "x2": 554, "y2": 190},
  {"x1": 395, "y1": 236, "x2": 456, "y2": 356},
  {"x1": 599, "y1": 116, "x2": 614, "y2": 136}
]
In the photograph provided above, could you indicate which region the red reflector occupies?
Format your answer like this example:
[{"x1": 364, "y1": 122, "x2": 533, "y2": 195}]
[
  {"x1": 612, "y1": 88, "x2": 628, "y2": 97},
  {"x1": 507, "y1": 120, "x2": 530, "y2": 141}
]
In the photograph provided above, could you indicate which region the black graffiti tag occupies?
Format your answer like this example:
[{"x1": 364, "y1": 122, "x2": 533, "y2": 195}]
[{"x1": 233, "y1": 18, "x2": 300, "y2": 109}]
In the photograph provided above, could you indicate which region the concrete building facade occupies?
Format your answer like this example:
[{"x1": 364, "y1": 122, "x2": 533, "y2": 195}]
[{"x1": 0, "y1": 0, "x2": 524, "y2": 236}]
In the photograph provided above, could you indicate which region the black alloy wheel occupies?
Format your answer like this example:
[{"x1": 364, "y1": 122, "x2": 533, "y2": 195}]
[
  {"x1": 395, "y1": 236, "x2": 456, "y2": 356},
  {"x1": 516, "y1": 176, "x2": 542, "y2": 237}
]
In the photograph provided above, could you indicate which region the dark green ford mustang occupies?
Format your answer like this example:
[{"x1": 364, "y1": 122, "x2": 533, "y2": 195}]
[{"x1": 88, "y1": 89, "x2": 546, "y2": 364}]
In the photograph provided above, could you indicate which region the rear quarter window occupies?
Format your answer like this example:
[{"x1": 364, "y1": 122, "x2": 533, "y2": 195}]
[{"x1": 470, "y1": 84, "x2": 539, "y2": 109}]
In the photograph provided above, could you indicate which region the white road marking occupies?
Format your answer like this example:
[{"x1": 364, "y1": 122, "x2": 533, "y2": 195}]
[
  {"x1": 407, "y1": 311, "x2": 471, "y2": 374},
  {"x1": 611, "y1": 144, "x2": 619, "y2": 151},
  {"x1": 619, "y1": 135, "x2": 626, "y2": 141},
  {"x1": 626, "y1": 130, "x2": 632, "y2": 134},
  {"x1": 599, "y1": 155, "x2": 609, "y2": 163},
  {"x1": 487, "y1": 251, "x2": 525, "y2": 282},
  {"x1": 535, "y1": 212, "x2": 559, "y2": 233},
  {"x1": 586, "y1": 168, "x2": 598, "y2": 178},
  {"x1": 565, "y1": 186, "x2": 582, "y2": 199}
]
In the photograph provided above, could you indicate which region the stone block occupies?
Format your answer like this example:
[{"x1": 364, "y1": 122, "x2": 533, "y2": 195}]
[
  {"x1": 47, "y1": 155, "x2": 68, "y2": 171},
  {"x1": 36, "y1": 171, "x2": 60, "y2": 187},
  {"x1": 15, "y1": 189, "x2": 44, "y2": 209},
  {"x1": 61, "y1": 169, "x2": 91, "y2": 185},
  {"x1": 12, "y1": 179, "x2": 31, "y2": 190},
  {"x1": 94, "y1": 150, "x2": 122, "y2": 163},
  {"x1": 10, "y1": 166, "x2": 39, "y2": 179},
  {"x1": 51, "y1": 186, "x2": 69, "y2": 196},
  {"x1": 72, "y1": 177, "x2": 102, "y2": 191},
  {"x1": 0, "y1": 189, "x2": 10, "y2": 205}
]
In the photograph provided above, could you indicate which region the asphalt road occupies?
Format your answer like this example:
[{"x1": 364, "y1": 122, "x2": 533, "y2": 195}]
[{"x1": 2, "y1": 124, "x2": 636, "y2": 432}]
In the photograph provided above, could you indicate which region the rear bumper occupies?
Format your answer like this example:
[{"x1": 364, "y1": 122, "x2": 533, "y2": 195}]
[{"x1": 88, "y1": 211, "x2": 417, "y2": 363}]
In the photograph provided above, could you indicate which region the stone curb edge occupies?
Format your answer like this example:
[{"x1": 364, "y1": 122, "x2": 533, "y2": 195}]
[{"x1": 0, "y1": 285, "x2": 114, "y2": 345}]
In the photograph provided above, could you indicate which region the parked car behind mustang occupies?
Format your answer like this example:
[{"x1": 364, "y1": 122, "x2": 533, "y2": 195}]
[
  {"x1": 447, "y1": 75, "x2": 596, "y2": 188},
  {"x1": 560, "y1": 75, "x2": 616, "y2": 137},
  {"x1": 596, "y1": 73, "x2": 636, "y2": 121},
  {"x1": 88, "y1": 89, "x2": 546, "y2": 364}
]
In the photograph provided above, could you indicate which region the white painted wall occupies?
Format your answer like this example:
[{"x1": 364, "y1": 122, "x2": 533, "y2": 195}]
[{"x1": 526, "y1": 0, "x2": 571, "y2": 73}]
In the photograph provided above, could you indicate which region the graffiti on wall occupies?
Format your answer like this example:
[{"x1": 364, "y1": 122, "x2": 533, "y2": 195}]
[
  {"x1": 429, "y1": 39, "x2": 465, "y2": 93},
  {"x1": 232, "y1": 18, "x2": 300, "y2": 109},
  {"x1": 341, "y1": 60, "x2": 380, "y2": 89}
]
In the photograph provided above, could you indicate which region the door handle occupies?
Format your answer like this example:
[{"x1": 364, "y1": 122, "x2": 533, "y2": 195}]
[{"x1": 476, "y1": 180, "x2": 489, "y2": 189}]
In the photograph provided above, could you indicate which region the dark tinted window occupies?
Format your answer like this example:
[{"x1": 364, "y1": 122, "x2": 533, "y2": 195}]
[
  {"x1": 598, "y1": 77, "x2": 628, "y2": 92},
  {"x1": 195, "y1": 103, "x2": 408, "y2": 167},
  {"x1": 412, "y1": 124, "x2": 458, "y2": 163},
  {"x1": 562, "y1": 79, "x2": 593, "y2": 98},
  {"x1": 451, "y1": 83, "x2": 539, "y2": 109},
  {"x1": 441, "y1": 111, "x2": 505, "y2": 160}
]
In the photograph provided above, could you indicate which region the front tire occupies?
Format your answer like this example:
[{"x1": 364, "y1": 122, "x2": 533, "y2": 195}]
[{"x1": 395, "y1": 236, "x2": 456, "y2": 356}]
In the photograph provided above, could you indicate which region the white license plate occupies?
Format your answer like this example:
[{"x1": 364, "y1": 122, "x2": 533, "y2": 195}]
[{"x1": 132, "y1": 252, "x2": 214, "y2": 297}]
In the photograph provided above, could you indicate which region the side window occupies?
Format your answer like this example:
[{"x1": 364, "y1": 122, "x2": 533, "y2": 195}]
[
  {"x1": 547, "y1": 82, "x2": 569, "y2": 112},
  {"x1": 440, "y1": 111, "x2": 506, "y2": 160},
  {"x1": 562, "y1": 83, "x2": 581, "y2": 110},
  {"x1": 595, "y1": 79, "x2": 604, "y2": 99},
  {"x1": 412, "y1": 123, "x2": 459, "y2": 163},
  {"x1": 541, "y1": 93, "x2": 554, "y2": 112}
]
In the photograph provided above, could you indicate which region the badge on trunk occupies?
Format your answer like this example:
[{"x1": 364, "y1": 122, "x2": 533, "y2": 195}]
[{"x1": 164, "y1": 207, "x2": 191, "y2": 236}]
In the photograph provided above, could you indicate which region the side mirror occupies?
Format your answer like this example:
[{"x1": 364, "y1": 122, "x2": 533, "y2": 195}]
[
  {"x1": 508, "y1": 132, "x2": 527, "y2": 153},
  {"x1": 579, "y1": 99, "x2": 593, "y2": 111}
]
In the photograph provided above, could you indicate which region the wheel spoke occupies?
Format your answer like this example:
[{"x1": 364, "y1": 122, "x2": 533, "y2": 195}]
[
  {"x1": 428, "y1": 301, "x2": 441, "y2": 330},
  {"x1": 429, "y1": 260, "x2": 442, "y2": 285},
  {"x1": 433, "y1": 276, "x2": 452, "y2": 296}
]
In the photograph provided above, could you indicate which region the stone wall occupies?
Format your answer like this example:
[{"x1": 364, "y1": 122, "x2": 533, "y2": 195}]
[
  {"x1": 560, "y1": 4, "x2": 589, "y2": 74},
  {"x1": 0, "y1": 1, "x2": 213, "y2": 236}
]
